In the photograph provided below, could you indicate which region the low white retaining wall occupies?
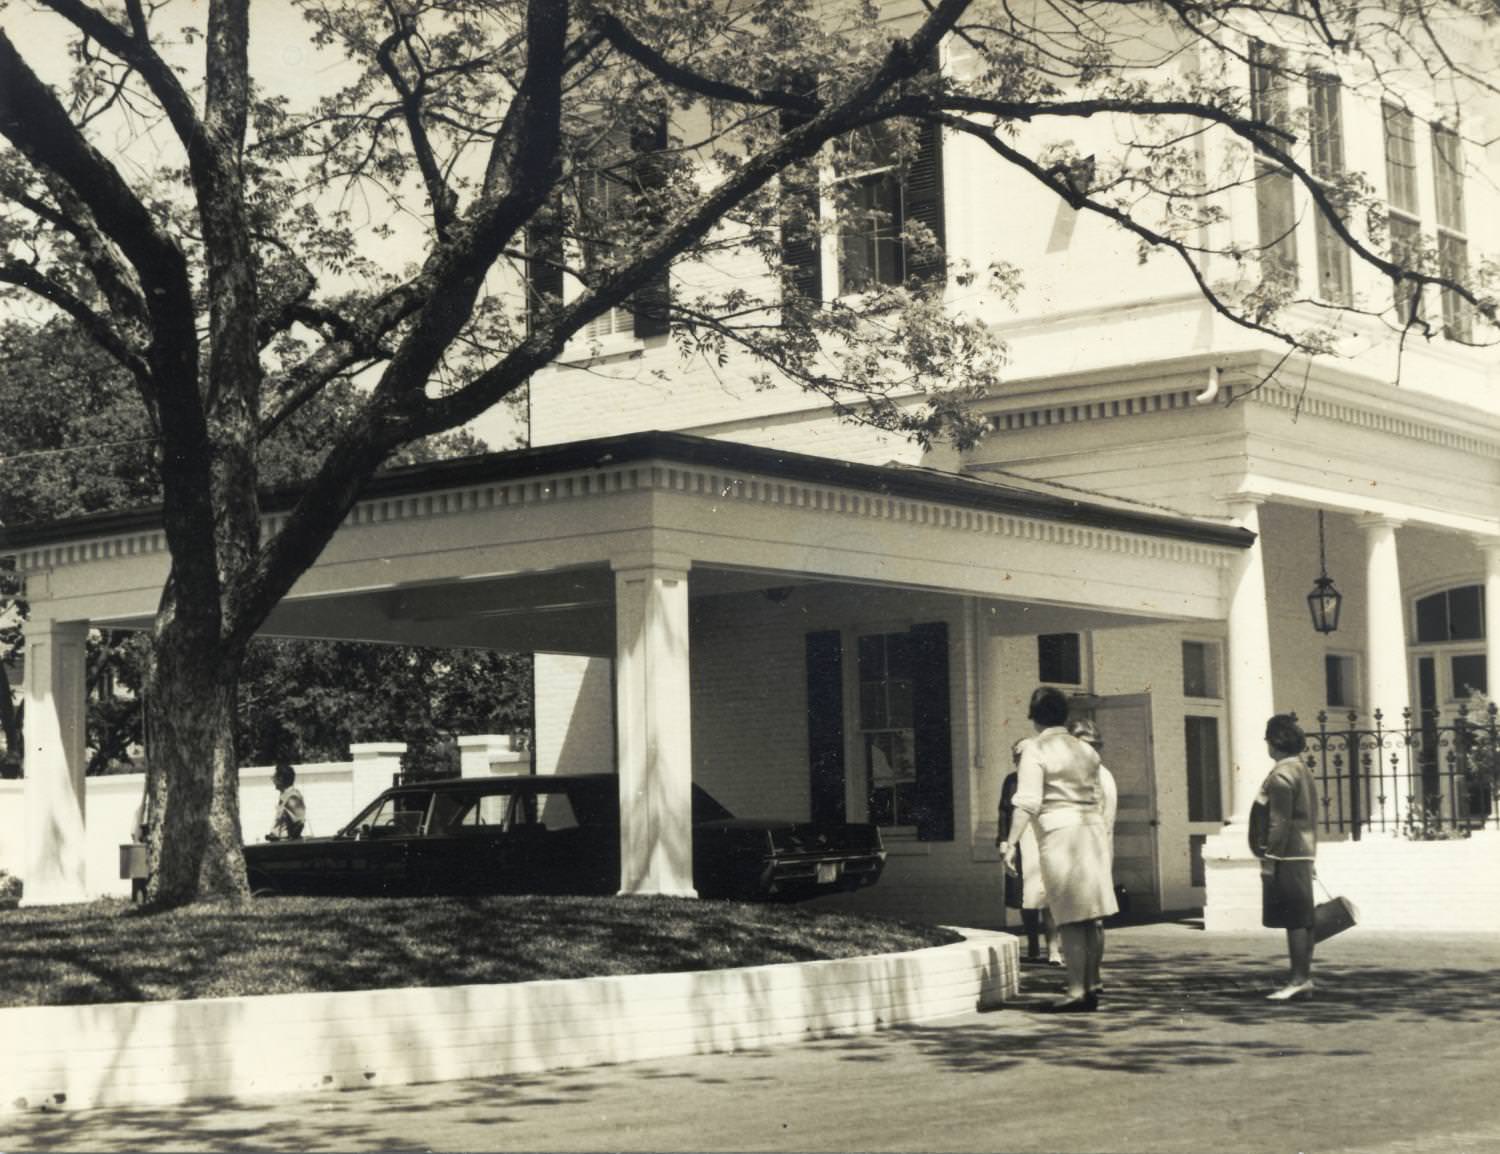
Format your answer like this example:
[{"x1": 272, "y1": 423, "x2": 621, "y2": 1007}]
[
  {"x1": 1205, "y1": 830, "x2": 1500, "y2": 933},
  {"x1": 1, "y1": 929, "x2": 1017, "y2": 1113}
]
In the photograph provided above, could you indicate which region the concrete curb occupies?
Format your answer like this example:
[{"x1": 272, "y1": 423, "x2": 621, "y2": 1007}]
[{"x1": 2, "y1": 927, "x2": 1017, "y2": 1113}]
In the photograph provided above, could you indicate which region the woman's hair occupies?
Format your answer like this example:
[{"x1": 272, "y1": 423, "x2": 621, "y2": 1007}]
[
  {"x1": 1264, "y1": 714, "x2": 1307, "y2": 756},
  {"x1": 1069, "y1": 719, "x2": 1102, "y2": 748},
  {"x1": 273, "y1": 760, "x2": 297, "y2": 785},
  {"x1": 1027, "y1": 686, "x2": 1071, "y2": 728}
]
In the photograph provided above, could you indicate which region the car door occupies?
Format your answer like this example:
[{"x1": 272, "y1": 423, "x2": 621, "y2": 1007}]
[{"x1": 347, "y1": 791, "x2": 432, "y2": 894}]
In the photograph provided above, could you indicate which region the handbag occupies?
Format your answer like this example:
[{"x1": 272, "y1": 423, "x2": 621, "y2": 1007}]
[{"x1": 1313, "y1": 876, "x2": 1358, "y2": 943}]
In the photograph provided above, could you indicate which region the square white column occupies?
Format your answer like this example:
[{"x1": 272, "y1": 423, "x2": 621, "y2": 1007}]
[
  {"x1": 613, "y1": 562, "x2": 696, "y2": 897},
  {"x1": 20, "y1": 618, "x2": 90, "y2": 905},
  {"x1": 1203, "y1": 498, "x2": 1276, "y2": 931},
  {"x1": 1358, "y1": 514, "x2": 1412, "y2": 827},
  {"x1": 1477, "y1": 539, "x2": 1500, "y2": 712}
]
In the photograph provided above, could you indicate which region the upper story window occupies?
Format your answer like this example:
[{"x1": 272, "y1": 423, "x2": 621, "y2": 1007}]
[
  {"x1": 1308, "y1": 72, "x2": 1352, "y2": 305},
  {"x1": 1249, "y1": 42, "x2": 1297, "y2": 288},
  {"x1": 830, "y1": 119, "x2": 946, "y2": 298},
  {"x1": 524, "y1": 117, "x2": 671, "y2": 346},
  {"x1": 782, "y1": 54, "x2": 945, "y2": 303},
  {"x1": 836, "y1": 124, "x2": 906, "y2": 294},
  {"x1": 1432, "y1": 123, "x2": 1471, "y2": 341},
  {"x1": 1382, "y1": 102, "x2": 1424, "y2": 325}
]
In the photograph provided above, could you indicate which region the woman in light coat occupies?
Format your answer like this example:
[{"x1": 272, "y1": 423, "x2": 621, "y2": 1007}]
[{"x1": 1000, "y1": 687, "x2": 1117, "y2": 1012}]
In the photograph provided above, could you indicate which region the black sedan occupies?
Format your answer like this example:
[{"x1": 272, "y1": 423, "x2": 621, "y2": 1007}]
[{"x1": 244, "y1": 773, "x2": 885, "y2": 901}]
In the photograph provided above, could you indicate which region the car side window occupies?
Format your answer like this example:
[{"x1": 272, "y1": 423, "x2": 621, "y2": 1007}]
[{"x1": 536, "y1": 792, "x2": 580, "y2": 832}]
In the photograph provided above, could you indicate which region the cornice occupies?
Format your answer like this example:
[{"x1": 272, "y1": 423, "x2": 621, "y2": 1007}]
[{"x1": 5, "y1": 450, "x2": 1244, "y2": 576}]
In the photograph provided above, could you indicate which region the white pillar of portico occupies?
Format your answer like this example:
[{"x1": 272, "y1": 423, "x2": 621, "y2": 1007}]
[
  {"x1": 1358, "y1": 514, "x2": 1412, "y2": 827},
  {"x1": 1224, "y1": 497, "x2": 1278, "y2": 827},
  {"x1": 1203, "y1": 497, "x2": 1276, "y2": 931},
  {"x1": 1477, "y1": 537, "x2": 1500, "y2": 711},
  {"x1": 613, "y1": 558, "x2": 696, "y2": 897},
  {"x1": 20, "y1": 617, "x2": 90, "y2": 905}
]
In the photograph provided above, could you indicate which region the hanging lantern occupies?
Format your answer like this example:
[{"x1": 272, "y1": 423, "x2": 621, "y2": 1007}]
[{"x1": 1307, "y1": 510, "x2": 1343, "y2": 634}]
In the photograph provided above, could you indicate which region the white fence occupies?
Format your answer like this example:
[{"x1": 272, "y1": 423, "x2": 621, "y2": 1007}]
[{"x1": 0, "y1": 734, "x2": 527, "y2": 899}]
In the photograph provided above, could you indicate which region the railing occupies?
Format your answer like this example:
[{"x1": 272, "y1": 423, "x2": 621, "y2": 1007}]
[{"x1": 1300, "y1": 702, "x2": 1499, "y2": 839}]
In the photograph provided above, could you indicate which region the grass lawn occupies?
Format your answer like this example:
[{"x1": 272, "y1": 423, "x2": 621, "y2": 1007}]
[{"x1": 0, "y1": 894, "x2": 960, "y2": 1008}]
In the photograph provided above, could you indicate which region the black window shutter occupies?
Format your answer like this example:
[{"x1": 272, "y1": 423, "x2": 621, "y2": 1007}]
[
  {"x1": 525, "y1": 204, "x2": 564, "y2": 335},
  {"x1": 630, "y1": 115, "x2": 671, "y2": 339},
  {"x1": 779, "y1": 75, "x2": 822, "y2": 303},
  {"x1": 805, "y1": 630, "x2": 846, "y2": 824},
  {"x1": 909, "y1": 620, "x2": 953, "y2": 841},
  {"x1": 902, "y1": 119, "x2": 946, "y2": 287}
]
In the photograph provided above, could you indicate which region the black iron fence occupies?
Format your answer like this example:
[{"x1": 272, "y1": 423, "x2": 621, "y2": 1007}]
[{"x1": 1299, "y1": 702, "x2": 1500, "y2": 839}]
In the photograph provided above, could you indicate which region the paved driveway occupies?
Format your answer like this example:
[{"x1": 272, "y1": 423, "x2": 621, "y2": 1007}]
[{"x1": 6, "y1": 923, "x2": 1500, "y2": 1153}]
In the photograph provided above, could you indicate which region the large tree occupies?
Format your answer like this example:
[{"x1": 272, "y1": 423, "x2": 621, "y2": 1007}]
[
  {"x1": 0, "y1": 317, "x2": 521, "y2": 780},
  {"x1": 0, "y1": 0, "x2": 1493, "y2": 905}
]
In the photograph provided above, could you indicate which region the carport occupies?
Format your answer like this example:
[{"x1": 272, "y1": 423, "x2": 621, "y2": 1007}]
[{"x1": 3, "y1": 430, "x2": 1252, "y2": 905}]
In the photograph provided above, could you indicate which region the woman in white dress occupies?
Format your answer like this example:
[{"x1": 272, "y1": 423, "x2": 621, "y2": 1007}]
[{"x1": 1000, "y1": 687, "x2": 1118, "y2": 1012}]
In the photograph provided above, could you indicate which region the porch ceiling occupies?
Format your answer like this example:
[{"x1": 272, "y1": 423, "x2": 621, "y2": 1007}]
[{"x1": 2, "y1": 431, "x2": 1251, "y2": 640}]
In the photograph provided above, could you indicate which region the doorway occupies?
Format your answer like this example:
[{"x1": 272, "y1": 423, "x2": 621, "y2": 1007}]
[{"x1": 1086, "y1": 694, "x2": 1161, "y2": 915}]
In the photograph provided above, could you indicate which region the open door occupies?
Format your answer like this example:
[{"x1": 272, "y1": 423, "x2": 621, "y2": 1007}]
[{"x1": 1085, "y1": 694, "x2": 1161, "y2": 915}]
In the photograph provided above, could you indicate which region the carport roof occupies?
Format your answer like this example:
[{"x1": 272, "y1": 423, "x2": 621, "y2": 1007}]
[{"x1": 0, "y1": 430, "x2": 1252, "y2": 551}]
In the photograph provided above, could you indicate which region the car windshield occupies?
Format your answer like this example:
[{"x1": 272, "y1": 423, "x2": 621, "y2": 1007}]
[{"x1": 346, "y1": 791, "x2": 432, "y2": 838}]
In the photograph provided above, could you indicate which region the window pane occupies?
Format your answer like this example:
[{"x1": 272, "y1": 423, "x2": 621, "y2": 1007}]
[
  {"x1": 1325, "y1": 654, "x2": 1355, "y2": 708},
  {"x1": 1452, "y1": 654, "x2": 1487, "y2": 699},
  {"x1": 859, "y1": 681, "x2": 887, "y2": 729},
  {"x1": 1038, "y1": 633, "x2": 1082, "y2": 685},
  {"x1": 1449, "y1": 585, "x2": 1484, "y2": 641},
  {"x1": 838, "y1": 173, "x2": 901, "y2": 294},
  {"x1": 1315, "y1": 212, "x2": 1352, "y2": 305},
  {"x1": 1383, "y1": 103, "x2": 1419, "y2": 214},
  {"x1": 1255, "y1": 162, "x2": 1298, "y2": 287},
  {"x1": 1415, "y1": 593, "x2": 1448, "y2": 643},
  {"x1": 1432, "y1": 124, "x2": 1466, "y2": 232},
  {"x1": 1309, "y1": 74, "x2": 1344, "y2": 180},
  {"x1": 1182, "y1": 641, "x2": 1220, "y2": 698},
  {"x1": 857, "y1": 634, "x2": 884, "y2": 679},
  {"x1": 1439, "y1": 232, "x2": 1471, "y2": 342},
  {"x1": 1185, "y1": 716, "x2": 1223, "y2": 822},
  {"x1": 1389, "y1": 215, "x2": 1424, "y2": 324},
  {"x1": 1249, "y1": 42, "x2": 1290, "y2": 142}
]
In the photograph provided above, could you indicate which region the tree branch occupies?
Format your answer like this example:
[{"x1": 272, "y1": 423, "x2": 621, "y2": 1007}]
[
  {"x1": 0, "y1": 262, "x2": 152, "y2": 383},
  {"x1": 590, "y1": 10, "x2": 820, "y2": 115},
  {"x1": 375, "y1": 10, "x2": 458, "y2": 236}
]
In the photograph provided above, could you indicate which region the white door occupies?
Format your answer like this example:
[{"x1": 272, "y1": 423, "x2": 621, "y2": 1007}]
[{"x1": 1088, "y1": 695, "x2": 1161, "y2": 915}]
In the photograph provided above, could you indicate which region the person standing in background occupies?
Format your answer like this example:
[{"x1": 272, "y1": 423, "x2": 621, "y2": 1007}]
[
  {"x1": 998, "y1": 738, "x2": 1062, "y2": 965},
  {"x1": 266, "y1": 761, "x2": 308, "y2": 841}
]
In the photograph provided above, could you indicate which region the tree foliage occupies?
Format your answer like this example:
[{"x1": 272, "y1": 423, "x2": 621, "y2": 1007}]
[{"x1": 0, "y1": 0, "x2": 1493, "y2": 904}]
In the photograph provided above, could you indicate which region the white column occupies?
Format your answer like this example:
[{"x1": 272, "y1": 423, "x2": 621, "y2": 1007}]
[
  {"x1": 20, "y1": 618, "x2": 89, "y2": 906},
  {"x1": 349, "y1": 742, "x2": 407, "y2": 807},
  {"x1": 1203, "y1": 498, "x2": 1275, "y2": 932},
  {"x1": 1358, "y1": 515, "x2": 1412, "y2": 826},
  {"x1": 1477, "y1": 538, "x2": 1500, "y2": 711},
  {"x1": 1223, "y1": 498, "x2": 1277, "y2": 828},
  {"x1": 456, "y1": 734, "x2": 527, "y2": 777},
  {"x1": 613, "y1": 561, "x2": 695, "y2": 897}
]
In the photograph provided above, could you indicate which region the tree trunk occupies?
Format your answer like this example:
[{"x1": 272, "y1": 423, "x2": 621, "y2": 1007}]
[{"x1": 142, "y1": 621, "x2": 248, "y2": 905}]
